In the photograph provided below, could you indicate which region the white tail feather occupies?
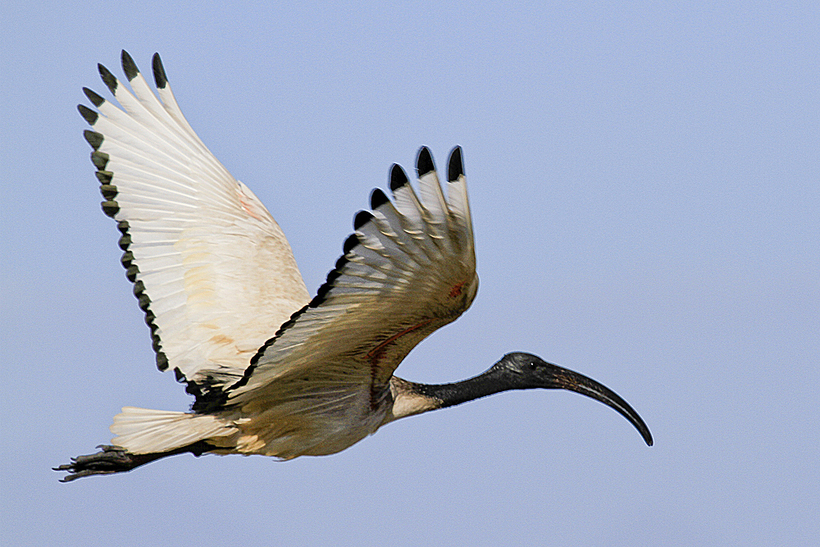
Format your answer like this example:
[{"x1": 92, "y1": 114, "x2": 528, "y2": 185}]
[{"x1": 110, "y1": 407, "x2": 234, "y2": 454}]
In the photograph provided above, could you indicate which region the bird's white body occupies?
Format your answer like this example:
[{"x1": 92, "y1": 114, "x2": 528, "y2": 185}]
[{"x1": 81, "y1": 52, "x2": 477, "y2": 461}]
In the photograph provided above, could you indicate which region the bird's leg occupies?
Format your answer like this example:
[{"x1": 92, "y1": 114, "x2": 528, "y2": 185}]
[
  {"x1": 55, "y1": 442, "x2": 212, "y2": 482},
  {"x1": 54, "y1": 445, "x2": 149, "y2": 482}
]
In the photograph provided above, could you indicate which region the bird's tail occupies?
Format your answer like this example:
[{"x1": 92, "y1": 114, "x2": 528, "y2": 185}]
[
  {"x1": 110, "y1": 406, "x2": 235, "y2": 454},
  {"x1": 55, "y1": 408, "x2": 236, "y2": 481}
]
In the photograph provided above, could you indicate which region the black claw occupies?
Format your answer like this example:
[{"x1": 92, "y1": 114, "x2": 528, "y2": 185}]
[
  {"x1": 389, "y1": 164, "x2": 409, "y2": 192},
  {"x1": 78, "y1": 104, "x2": 98, "y2": 125},
  {"x1": 121, "y1": 50, "x2": 139, "y2": 81},
  {"x1": 152, "y1": 53, "x2": 168, "y2": 89},
  {"x1": 448, "y1": 146, "x2": 464, "y2": 182},
  {"x1": 416, "y1": 146, "x2": 435, "y2": 177},
  {"x1": 98, "y1": 63, "x2": 118, "y2": 94},
  {"x1": 83, "y1": 87, "x2": 105, "y2": 107}
]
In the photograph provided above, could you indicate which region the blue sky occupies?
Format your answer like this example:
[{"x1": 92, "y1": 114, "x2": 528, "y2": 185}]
[{"x1": 2, "y1": 1, "x2": 818, "y2": 545}]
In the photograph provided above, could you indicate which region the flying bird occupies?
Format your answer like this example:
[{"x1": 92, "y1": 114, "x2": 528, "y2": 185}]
[{"x1": 57, "y1": 51, "x2": 652, "y2": 481}]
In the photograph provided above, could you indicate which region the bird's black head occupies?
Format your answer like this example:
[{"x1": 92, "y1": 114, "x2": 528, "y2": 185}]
[{"x1": 491, "y1": 352, "x2": 653, "y2": 446}]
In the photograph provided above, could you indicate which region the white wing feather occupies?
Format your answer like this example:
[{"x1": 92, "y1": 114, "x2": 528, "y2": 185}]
[
  {"x1": 81, "y1": 52, "x2": 477, "y2": 443},
  {"x1": 229, "y1": 152, "x2": 477, "y2": 421},
  {"x1": 80, "y1": 52, "x2": 310, "y2": 393}
]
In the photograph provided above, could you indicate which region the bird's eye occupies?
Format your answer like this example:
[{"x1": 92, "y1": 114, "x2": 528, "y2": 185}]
[{"x1": 528, "y1": 361, "x2": 537, "y2": 371}]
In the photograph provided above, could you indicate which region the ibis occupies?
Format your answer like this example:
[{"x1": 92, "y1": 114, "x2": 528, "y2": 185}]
[{"x1": 57, "y1": 51, "x2": 652, "y2": 481}]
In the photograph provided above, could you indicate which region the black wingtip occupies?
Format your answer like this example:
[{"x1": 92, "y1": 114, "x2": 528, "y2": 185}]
[
  {"x1": 98, "y1": 63, "x2": 118, "y2": 94},
  {"x1": 447, "y1": 146, "x2": 464, "y2": 182},
  {"x1": 82, "y1": 87, "x2": 105, "y2": 107},
  {"x1": 416, "y1": 146, "x2": 435, "y2": 177},
  {"x1": 353, "y1": 210, "x2": 374, "y2": 230},
  {"x1": 343, "y1": 234, "x2": 359, "y2": 255},
  {"x1": 370, "y1": 188, "x2": 389, "y2": 210},
  {"x1": 77, "y1": 104, "x2": 98, "y2": 125},
  {"x1": 101, "y1": 200, "x2": 120, "y2": 217},
  {"x1": 91, "y1": 151, "x2": 109, "y2": 170},
  {"x1": 121, "y1": 50, "x2": 139, "y2": 81},
  {"x1": 152, "y1": 53, "x2": 168, "y2": 89},
  {"x1": 96, "y1": 171, "x2": 114, "y2": 185},
  {"x1": 100, "y1": 184, "x2": 117, "y2": 201},
  {"x1": 157, "y1": 352, "x2": 169, "y2": 371},
  {"x1": 83, "y1": 130, "x2": 104, "y2": 150},
  {"x1": 389, "y1": 164, "x2": 409, "y2": 192}
]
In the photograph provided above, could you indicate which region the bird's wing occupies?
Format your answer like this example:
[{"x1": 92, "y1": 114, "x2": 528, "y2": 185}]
[
  {"x1": 79, "y1": 51, "x2": 310, "y2": 398},
  {"x1": 226, "y1": 147, "x2": 477, "y2": 415}
]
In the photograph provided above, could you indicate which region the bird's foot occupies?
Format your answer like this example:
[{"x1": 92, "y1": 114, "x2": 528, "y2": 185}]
[{"x1": 54, "y1": 445, "x2": 140, "y2": 482}]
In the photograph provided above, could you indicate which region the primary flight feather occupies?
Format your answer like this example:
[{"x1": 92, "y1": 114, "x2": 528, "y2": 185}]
[{"x1": 57, "y1": 51, "x2": 651, "y2": 481}]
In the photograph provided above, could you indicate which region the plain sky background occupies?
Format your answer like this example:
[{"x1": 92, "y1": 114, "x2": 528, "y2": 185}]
[{"x1": 2, "y1": 1, "x2": 818, "y2": 545}]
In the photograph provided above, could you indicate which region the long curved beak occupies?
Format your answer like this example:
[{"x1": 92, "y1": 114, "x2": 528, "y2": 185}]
[{"x1": 548, "y1": 365, "x2": 653, "y2": 446}]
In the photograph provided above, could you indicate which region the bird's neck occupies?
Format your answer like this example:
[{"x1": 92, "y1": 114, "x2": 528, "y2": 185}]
[
  {"x1": 390, "y1": 366, "x2": 513, "y2": 420},
  {"x1": 419, "y1": 366, "x2": 515, "y2": 408}
]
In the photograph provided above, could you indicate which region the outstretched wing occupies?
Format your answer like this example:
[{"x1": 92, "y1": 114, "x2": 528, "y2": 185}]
[
  {"x1": 227, "y1": 147, "x2": 477, "y2": 417},
  {"x1": 79, "y1": 51, "x2": 310, "y2": 398}
]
